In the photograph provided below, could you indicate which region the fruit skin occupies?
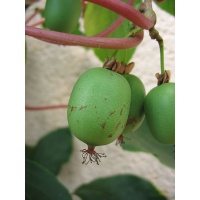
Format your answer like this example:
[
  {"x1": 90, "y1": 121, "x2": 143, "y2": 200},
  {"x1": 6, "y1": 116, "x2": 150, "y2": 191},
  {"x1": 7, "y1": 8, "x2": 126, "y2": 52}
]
[
  {"x1": 122, "y1": 74, "x2": 146, "y2": 135},
  {"x1": 44, "y1": 0, "x2": 81, "y2": 33},
  {"x1": 144, "y1": 83, "x2": 175, "y2": 144},
  {"x1": 67, "y1": 68, "x2": 131, "y2": 147}
]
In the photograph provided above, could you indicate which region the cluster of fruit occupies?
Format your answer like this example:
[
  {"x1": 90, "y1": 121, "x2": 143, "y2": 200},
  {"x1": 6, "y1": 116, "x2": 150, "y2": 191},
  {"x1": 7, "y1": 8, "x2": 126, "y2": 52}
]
[
  {"x1": 42, "y1": 0, "x2": 175, "y2": 164},
  {"x1": 67, "y1": 66, "x2": 175, "y2": 164}
]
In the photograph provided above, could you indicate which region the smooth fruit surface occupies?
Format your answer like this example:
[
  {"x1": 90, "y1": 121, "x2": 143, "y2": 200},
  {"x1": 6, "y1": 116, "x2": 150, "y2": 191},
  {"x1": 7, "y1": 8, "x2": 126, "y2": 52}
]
[
  {"x1": 44, "y1": 0, "x2": 81, "y2": 33},
  {"x1": 122, "y1": 74, "x2": 146, "y2": 134},
  {"x1": 144, "y1": 83, "x2": 175, "y2": 144},
  {"x1": 67, "y1": 68, "x2": 131, "y2": 146}
]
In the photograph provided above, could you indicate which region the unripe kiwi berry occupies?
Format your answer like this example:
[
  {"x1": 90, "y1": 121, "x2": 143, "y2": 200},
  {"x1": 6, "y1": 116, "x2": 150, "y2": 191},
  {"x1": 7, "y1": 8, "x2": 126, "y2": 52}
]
[
  {"x1": 67, "y1": 68, "x2": 131, "y2": 164},
  {"x1": 116, "y1": 74, "x2": 146, "y2": 144},
  {"x1": 44, "y1": 0, "x2": 81, "y2": 33},
  {"x1": 144, "y1": 83, "x2": 175, "y2": 144},
  {"x1": 123, "y1": 74, "x2": 146, "y2": 133}
]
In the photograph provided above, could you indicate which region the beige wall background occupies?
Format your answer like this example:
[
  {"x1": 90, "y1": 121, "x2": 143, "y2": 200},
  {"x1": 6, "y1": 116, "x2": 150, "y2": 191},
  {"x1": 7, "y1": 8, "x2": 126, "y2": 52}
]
[{"x1": 25, "y1": 1, "x2": 175, "y2": 199}]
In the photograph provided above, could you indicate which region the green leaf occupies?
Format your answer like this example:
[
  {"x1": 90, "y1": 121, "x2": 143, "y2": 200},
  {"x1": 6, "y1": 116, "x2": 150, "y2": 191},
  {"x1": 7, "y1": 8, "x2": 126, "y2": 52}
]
[
  {"x1": 153, "y1": 0, "x2": 175, "y2": 16},
  {"x1": 75, "y1": 174, "x2": 167, "y2": 200},
  {"x1": 25, "y1": 145, "x2": 35, "y2": 159},
  {"x1": 71, "y1": 22, "x2": 85, "y2": 36},
  {"x1": 134, "y1": 0, "x2": 143, "y2": 6},
  {"x1": 122, "y1": 119, "x2": 175, "y2": 168},
  {"x1": 84, "y1": 2, "x2": 137, "y2": 63},
  {"x1": 26, "y1": 127, "x2": 73, "y2": 175},
  {"x1": 25, "y1": 159, "x2": 72, "y2": 200}
]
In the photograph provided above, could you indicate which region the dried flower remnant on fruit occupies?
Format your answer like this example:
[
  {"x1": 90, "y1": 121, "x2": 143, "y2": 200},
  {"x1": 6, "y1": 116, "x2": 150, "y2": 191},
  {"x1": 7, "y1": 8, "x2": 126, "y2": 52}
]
[
  {"x1": 103, "y1": 57, "x2": 134, "y2": 74},
  {"x1": 80, "y1": 146, "x2": 106, "y2": 165},
  {"x1": 116, "y1": 134, "x2": 131, "y2": 146},
  {"x1": 116, "y1": 134, "x2": 125, "y2": 146},
  {"x1": 155, "y1": 70, "x2": 171, "y2": 85}
]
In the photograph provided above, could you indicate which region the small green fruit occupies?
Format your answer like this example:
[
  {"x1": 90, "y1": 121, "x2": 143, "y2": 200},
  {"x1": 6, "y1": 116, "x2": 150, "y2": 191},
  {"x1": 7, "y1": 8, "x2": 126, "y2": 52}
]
[
  {"x1": 67, "y1": 68, "x2": 131, "y2": 164},
  {"x1": 122, "y1": 74, "x2": 146, "y2": 134},
  {"x1": 144, "y1": 83, "x2": 175, "y2": 144},
  {"x1": 68, "y1": 68, "x2": 131, "y2": 146},
  {"x1": 44, "y1": 0, "x2": 81, "y2": 33}
]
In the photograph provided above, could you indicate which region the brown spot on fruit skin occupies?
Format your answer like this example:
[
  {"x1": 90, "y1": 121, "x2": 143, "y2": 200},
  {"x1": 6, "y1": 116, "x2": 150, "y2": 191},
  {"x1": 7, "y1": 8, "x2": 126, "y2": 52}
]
[
  {"x1": 109, "y1": 110, "x2": 115, "y2": 116},
  {"x1": 116, "y1": 122, "x2": 121, "y2": 130},
  {"x1": 126, "y1": 117, "x2": 137, "y2": 126},
  {"x1": 69, "y1": 105, "x2": 76, "y2": 112},
  {"x1": 120, "y1": 108, "x2": 124, "y2": 116},
  {"x1": 101, "y1": 122, "x2": 106, "y2": 130},
  {"x1": 79, "y1": 105, "x2": 87, "y2": 110},
  {"x1": 108, "y1": 133, "x2": 113, "y2": 138}
]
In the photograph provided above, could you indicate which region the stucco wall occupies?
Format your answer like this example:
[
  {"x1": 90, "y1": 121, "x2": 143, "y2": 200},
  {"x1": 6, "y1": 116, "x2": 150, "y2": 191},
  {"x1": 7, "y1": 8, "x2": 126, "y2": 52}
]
[{"x1": 25, "y1": 1, "x2": 175, "y2": 199}]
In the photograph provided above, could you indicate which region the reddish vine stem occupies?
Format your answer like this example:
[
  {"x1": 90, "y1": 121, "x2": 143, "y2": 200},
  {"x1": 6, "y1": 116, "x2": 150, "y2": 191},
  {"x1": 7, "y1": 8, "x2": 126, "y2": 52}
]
[
  {"x1": 95, "y1": 0, "x2": 134, "y2": 37},
  {"x1": 85, "y1": 0, "x2": 154, "y2": 29},
  {"x1": 25, "y1": 105, "x2": 67, "y2": 111},
  {"x1": 156, "y1": 0, "x2": 165, "y2": 2},
  {"x1": 25, "y1": 26, "x2": 144, "y2": 49}
]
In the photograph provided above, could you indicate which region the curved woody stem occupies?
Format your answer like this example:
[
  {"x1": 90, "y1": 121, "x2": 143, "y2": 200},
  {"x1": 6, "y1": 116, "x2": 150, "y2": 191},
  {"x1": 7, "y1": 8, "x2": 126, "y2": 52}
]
[
  {"x1": 86, "y1": 0, "x2": 154, "y2": 29},
  {"x1": 25, "y1": 105, "x2": 67, "y2": 111},
  {"x1": 25, "y1": 0, "x2": 154, "y2": 49},
  {"x1": 25, "y1": 26, "x2": 144, "y2": 49}
]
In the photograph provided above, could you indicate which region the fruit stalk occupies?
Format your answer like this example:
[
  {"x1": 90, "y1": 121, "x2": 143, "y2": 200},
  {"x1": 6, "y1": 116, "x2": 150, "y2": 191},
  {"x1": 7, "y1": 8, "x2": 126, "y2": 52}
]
[
  {"x1": 149, "y1": 27, "x2": 165, "y2": 74},
  {"x1": 159, "y1": 38, "x2": 165, "y2": 75}
]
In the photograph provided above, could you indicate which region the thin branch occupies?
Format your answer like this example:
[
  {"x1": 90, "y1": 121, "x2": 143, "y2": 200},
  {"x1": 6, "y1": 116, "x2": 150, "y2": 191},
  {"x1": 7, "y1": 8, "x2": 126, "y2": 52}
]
[
  {"x1": 25, "y1": 26, "x2": 144, "y2": 49},
  {"x1": 25, "y1": 8, "x2": 42, "y2": 25},
  {"x1": 149, "y1": 27, "x2": 165, "y2": 74},
  {"x1": 29, "y1": 18, "x2": 45, "y2": 27},
  {"x1": 94, "y1": 14, "x2": 125, "y2": 37},
  {"x1": 95, "y1": 0, "x2": 134, "y2": 37},
  {"x1": 25, "y1": 105, "x2": 67, "y2": 111},
  {"x1": 85, "y1": 0, "x2": 154, "y2": 29},
  {"x1": 155, "y1": 0, "x2": 165, "y2": 2}
]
